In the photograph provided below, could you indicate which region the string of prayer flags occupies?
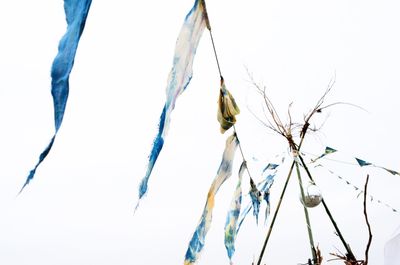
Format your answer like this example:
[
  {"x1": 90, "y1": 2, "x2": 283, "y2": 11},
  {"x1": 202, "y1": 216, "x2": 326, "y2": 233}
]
[
  {"x1": 316, "y1": 164, "x2": 399, "y2": 213},
  {"x1": 311, "y1": 146, "x2": 399, "y2": 177},
  {"x1": 137, "y1": 0, "x2": 210, "y2": 206},
  {"x1": 355, "y1": 157, "x2": 400, "y2": 175},
  {"x1": 217, "y1": 78, "x2": 240, "y2": 133},
  {"x1": 21, "y1": 0, "x2": 92, "y2": 192},
  {"x1": 184, "y1": 134, "x2": 239, "y2": 265},
  {"x1": 224, "y1": 161, "x2": 246, "y2": 262}
]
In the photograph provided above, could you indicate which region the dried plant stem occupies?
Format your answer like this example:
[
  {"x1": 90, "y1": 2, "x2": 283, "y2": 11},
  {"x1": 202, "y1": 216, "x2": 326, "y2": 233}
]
[
  {"x1": 363, "y1": 174, "x2": 372, "y2": 264},
  {"x1": 297, "y1": 154, "x2": 356, "y2": 261},
  {"x1": 295, "y1": 161, "x2": 318, "y2": 263}
]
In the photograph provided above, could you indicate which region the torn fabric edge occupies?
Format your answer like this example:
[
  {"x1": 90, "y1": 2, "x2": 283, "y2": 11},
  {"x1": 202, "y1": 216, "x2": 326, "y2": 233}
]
[
  {"x1": 137, "y1": 0, "x2": 208, "y2": 206},
  {"x1": 237, "y1": 172, "x2": 276, "y2": 233},
  {"x1": 249, "y1": 179, "x2": 261, "y2": 224},
  {"x1": 21, "y1": 0, "x2": 92, "y2": 192},
  {"x1": 249, "y1": 162, "x2": 278, "y2": 224},
  {"x1": 224, "y1": 161, "x2": 246, "y2": 261},
  {"x1": 184, "y1": 134, "x2": 239, "y2": 265}
]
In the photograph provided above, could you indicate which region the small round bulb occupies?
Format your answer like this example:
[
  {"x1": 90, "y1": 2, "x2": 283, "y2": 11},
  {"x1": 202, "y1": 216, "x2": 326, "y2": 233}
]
[{"x1": 300, "y1": 183, "x2": 322, "y2": 208}]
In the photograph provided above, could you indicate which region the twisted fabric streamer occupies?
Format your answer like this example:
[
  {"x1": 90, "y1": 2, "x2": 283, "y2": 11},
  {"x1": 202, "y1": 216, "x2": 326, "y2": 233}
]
[
  {"x1": 217, "y1": 78, "x2": 240, "y2": 134},
  {"x1": 21, "y1": 0, "x2": 92, "y2": 192},
  {"x1": 137, "y1": 0, "x2": 210, "y2": 206},
  {"x1": 184, "y1": 134, "x2": 239, "y2": 265},
  {"x1": 224, "y1": 161, "x2": 246, "y2": 262}
]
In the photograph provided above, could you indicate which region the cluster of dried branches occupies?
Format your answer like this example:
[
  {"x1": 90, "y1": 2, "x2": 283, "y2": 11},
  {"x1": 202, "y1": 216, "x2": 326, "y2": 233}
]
[{"x1": 246, "y1": 72, "x2": 373, "y2": 265}]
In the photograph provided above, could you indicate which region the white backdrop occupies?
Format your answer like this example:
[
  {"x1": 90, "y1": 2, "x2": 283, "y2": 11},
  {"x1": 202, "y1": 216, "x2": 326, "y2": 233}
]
[{"x1": 1, "y1": 0, "x2": 400, "y2": 264}]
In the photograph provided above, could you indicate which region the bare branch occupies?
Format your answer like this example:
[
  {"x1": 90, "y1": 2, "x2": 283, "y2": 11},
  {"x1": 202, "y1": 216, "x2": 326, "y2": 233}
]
[{"x1": 363, "y1": 174, "x2": 373, "y2": 265}]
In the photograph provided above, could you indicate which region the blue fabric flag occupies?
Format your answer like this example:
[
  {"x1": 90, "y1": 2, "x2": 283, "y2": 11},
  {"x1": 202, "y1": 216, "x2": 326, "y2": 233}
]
[
  {"x1": 355, "y1": 158, "x2": 372, "y2": 167},
  {"x1": 21, "y1": 0, "x2": 92, "y2": 192},
  {"x1": 137, "y1": 0, "x2": 209, "y2": 206}
]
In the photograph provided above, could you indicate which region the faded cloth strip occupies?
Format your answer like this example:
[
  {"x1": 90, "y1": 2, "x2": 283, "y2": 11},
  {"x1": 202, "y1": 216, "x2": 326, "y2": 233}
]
[
  {"x1": 184, "y1": 134, "x2": 239, "y2": 265},
  {"x1": 21, "y1": 0, "x2": 92, "y2": 192},
  {"x1": 224, "y1": 161, "x2": 246, "y2": 262},
  {"x1": 137, "y1": 0, "x2": 209, "y2": 205}
]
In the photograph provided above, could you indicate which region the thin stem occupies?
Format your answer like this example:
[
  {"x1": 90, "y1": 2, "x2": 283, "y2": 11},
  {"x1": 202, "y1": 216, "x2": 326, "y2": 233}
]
[
  {"x1": 364, "y1": 174, "x2": 372, "y2": 265},
  {"x1": 295, "y1": 161, "x2": 318, "y2": 263},
  {"x1": 297, "y1": 154, "x2": 356, "y2": 261}
]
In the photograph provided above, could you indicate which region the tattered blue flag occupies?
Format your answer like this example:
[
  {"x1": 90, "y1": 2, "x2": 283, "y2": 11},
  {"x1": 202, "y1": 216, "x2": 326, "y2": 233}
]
[
  {"x1": 21, "y1": 0, "x2": 92, "y2": 192},
  {"x1": 311, "y1": 146, "x2": 337, "y2": 163},
  {"x1": 355, "y1": 158, "x2": 372, "y2": 167},
  {"x1": 137, "y1": 0, "x2": 209, "y2": 208}
]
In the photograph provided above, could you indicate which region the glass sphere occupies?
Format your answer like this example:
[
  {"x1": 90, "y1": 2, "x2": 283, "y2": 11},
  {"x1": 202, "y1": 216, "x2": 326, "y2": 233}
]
[{"x1": 300, "y1": 183, "x2": 322, "y2": 208}]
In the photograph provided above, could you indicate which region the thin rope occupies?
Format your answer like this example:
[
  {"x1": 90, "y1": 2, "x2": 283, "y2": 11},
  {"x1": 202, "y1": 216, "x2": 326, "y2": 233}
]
[
  {"x1": 207, "y1": 24, "x2": 254, "y2": 181},
  {"x1": 209, "y1": 30, "x2": 222, "y2": 78}
]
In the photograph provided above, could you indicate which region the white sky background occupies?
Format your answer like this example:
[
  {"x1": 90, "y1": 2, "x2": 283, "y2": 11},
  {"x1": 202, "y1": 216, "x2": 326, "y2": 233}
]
[{"x1": 1, "y1": 0, "x2": 400, "y2": 264}]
